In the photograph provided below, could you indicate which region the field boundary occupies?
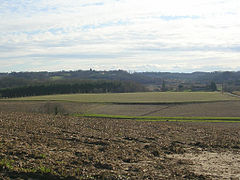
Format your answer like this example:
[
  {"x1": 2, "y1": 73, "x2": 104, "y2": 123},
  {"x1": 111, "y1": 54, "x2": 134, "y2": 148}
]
[
  {"x1": 141, "y1": 106, "x2": 171, "y2": 116},
  {"x1": 1, "y1": 99, "x2": 239, "y2": 105},
  {"x1": 75, "y1": 114, "x2": 240, "y2": 123}
]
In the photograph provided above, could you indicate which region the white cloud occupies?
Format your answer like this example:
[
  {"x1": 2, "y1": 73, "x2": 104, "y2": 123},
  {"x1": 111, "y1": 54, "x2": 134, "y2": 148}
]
[{"x1": 0, "y1": 0, "x2": 239, "y2": 72}]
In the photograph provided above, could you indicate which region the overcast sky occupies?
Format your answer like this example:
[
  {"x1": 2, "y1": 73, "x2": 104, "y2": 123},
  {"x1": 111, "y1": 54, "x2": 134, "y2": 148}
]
[{"x1": 0, "y1": 0, "x2": 240, "y2": 72}]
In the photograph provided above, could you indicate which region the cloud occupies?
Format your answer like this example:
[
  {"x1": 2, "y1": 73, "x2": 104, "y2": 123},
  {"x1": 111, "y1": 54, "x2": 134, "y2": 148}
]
[{"x1": 0, "y1": 0, "x2": 239, "y2": 72}]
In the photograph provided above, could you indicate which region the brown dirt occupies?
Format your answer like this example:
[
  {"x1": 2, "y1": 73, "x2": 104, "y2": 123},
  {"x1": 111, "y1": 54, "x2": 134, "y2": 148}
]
[
  {"x1": 0, "y1": 111, "x2": 240, "y2": 179},
  {"x1": 87, "y1": 101, "x2": 240, "y2": 117},
  {"x1": 147, "y1": 101, "x2": 240, "y2": 117},
  {"x1": 2, "y1": 101, "x2": 240, "y2": 117},
  {"x1": 0, "y1": 101, "x2": 97, "y2": 115},
  {"x1": 168, "y1": 152, "x2": 240, "y2": 180}
]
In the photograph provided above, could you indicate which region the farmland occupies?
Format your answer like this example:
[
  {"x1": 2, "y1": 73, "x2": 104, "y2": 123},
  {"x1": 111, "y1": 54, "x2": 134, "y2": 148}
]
[
  {"x1": 8, "y1": 92, "x2": 239, "y2": 104},
  {"x1": 2, "y1": 92, "x2": 240, "y2": 117},
  {"x1": 1, "y1": 92, "x2": 240, "y2": 179},
  {"x1": 233, "y1": 91, "x2": 240, "y2": 96},
  {"x1": 0, "y1": 112, "x2": 240, "y2": 179}
]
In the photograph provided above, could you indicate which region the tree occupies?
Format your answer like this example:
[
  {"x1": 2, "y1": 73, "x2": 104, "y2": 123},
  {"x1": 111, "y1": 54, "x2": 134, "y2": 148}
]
[
  {"x1": 210, "y1": 81, "x2": 217, "y2": 91},
  {"x1": 161, "y1": 80, "x2": 167, "y2": 91},
  {"x1": 178, "y1": 84, "x2": 184, "y2": 91}
]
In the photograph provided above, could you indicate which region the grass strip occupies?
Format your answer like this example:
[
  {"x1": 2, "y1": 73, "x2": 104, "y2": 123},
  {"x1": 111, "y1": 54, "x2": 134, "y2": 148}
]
[{"x1": 75, "y1": 114, "x2": 240, "y2": 122}]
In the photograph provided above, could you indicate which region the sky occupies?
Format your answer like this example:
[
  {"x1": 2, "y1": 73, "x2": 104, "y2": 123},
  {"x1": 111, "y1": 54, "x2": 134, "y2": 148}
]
[{"x1": 0, "y1": 0, "x2": 240, "y2": 72}]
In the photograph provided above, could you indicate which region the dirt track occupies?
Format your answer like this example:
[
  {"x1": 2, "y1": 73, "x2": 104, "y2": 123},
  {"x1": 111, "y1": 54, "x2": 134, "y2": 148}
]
[{"x1": 0, "y1": 112, "x2": 240, "y2": 179}]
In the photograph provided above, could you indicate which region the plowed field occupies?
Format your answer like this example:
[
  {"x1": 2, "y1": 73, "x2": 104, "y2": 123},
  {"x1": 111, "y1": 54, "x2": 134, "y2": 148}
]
[{"x1": 0, "y1": 112, "x2": 240, "y2": 179}]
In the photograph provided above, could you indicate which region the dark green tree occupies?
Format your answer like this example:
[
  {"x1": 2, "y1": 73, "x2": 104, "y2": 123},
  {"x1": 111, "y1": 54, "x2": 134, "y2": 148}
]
[
  {"x1": 210, "y1": 81, "x2": 217, "y2": 91},
  {"x1": 178, "y1": 84, "x2": 184, "y2": 91},
  {"x1": 161, "y1": 80, "x2": 167, "y2": 92}
]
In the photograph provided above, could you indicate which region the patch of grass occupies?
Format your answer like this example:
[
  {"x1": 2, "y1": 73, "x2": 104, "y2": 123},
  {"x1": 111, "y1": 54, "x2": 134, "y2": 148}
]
[
  {"x1": 38, "y1": 166, "x2": 52, "y2": 174},
  {"x1": 38, "y1": 153, "x2": 46, "y2": 159},
  {"x1": 50, "y1": 76, "x2": 63, "y2": 80},
  {"x1": 0, "y1": 159, "x2": 72, "y2": 179},
  {"x1": 5, "y1": 92, "x2": 240, "y2": 104},
  {"x1": 18, "y1": 167, "x2": 37, "y2": 173},
  {"x1": 76, "y1": 114, "x2": 240, "y2": 123},
  {"x1": 0, "y1": 159, "x2": 53, "y2": 174},
  {"x1": 0, "y1": 159, "x2": 14, "y2": 170}
]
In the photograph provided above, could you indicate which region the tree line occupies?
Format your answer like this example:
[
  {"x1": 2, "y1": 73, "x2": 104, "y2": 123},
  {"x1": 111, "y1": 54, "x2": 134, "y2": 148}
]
[{"x1": 0, "y1": 80, "x2": 147, "y2": 98}]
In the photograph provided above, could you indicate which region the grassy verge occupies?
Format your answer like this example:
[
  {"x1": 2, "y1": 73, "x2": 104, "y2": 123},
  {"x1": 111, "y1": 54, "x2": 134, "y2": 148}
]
[{"x1": 75, "y1": 114, "x2": 240, "y2": 123}]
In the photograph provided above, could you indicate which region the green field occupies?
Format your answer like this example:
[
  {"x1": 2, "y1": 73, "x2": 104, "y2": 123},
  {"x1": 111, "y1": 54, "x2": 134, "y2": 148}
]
[
  {"x1": 6, "y1": 92, "x2": 239, "y2": 104},
  {"x1": 76, "y1": 114, "x2": 240, "y2": 123}
]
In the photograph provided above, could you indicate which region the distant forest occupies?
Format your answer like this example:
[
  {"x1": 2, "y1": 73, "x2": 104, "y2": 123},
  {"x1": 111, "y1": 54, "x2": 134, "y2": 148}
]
[
  {"x1": 0, "y1": 80, "x2": 146, "y2": 98},
  {"x1": 0, "y1": 70, "x2": 240, "y2": 98}
]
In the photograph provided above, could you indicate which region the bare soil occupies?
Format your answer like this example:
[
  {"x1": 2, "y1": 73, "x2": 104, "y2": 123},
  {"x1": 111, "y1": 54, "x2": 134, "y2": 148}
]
[
  {"x1": 0, "y1": 111, "x2": 240, "y2": 179},
  {"x1": 1, "y1": 101, "x2": 240, "y2": 117},
  {"x1": 168, "y1": 152, "x2": 240, "y2": 180},
  {"x1": 88, "y1": 101, "x2": 240, "y2": 117}
]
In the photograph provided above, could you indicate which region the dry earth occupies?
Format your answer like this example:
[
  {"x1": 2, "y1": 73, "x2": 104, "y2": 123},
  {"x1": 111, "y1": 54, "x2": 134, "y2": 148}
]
[
  {"x1": 2, "y1": 101, "x2": 240, "y2": 117},
  {"x1": 0, "y1": 112, "x2": 240, "y2": 179},
  {"x1": 87, "y1": 101, "x2": 240, "y2": 117},
  {"x1": 168, "y1": 152, "x2": 240, "y2": 180}
]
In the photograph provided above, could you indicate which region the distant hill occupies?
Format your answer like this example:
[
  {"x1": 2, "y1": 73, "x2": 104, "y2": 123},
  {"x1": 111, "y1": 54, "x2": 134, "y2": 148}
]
[
  {"x1": 0, "y1": 70, "x2": 160, "y2": 89},
  {"x1": 0, "y1": 70, "x2": 240, "y2": 92},
  {"x1": 138, "y1": 71, "x2": 240, "y2": 83}
]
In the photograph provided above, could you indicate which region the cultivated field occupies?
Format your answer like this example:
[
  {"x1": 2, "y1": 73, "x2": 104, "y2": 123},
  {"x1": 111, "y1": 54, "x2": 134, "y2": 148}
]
[
  {"x1": 1, "y1": 92, "x2": 240, "y2": 179},
  {"x1": 84, "y1": 101, "x2": 240, "y2": 117},
  {"x1": 233, "y1": 91, "x2": 240, "y2": 96},
  {"x1": 0, "y1": 112, "x2": 240, "y2": 179},
  {"x1": 1, "y1": 92, "x2": 240, "y2": 117},
  {"x1": 7, "y1": 92, "x2": 239, "y2": 104}
]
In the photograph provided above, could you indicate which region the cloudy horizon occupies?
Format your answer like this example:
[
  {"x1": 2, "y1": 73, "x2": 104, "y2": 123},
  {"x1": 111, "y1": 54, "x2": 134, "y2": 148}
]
[{"x1": 0, "y1": 0, "x2": 240, "y2": 73}]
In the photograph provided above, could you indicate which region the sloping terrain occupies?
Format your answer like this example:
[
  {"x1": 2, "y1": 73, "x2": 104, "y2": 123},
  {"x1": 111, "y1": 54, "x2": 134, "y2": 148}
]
[
  {"x1": 8, "y1": 92, "x2": 239, "y2": 103},
  {"x1": 2, "y1": 100, "x2": 240, "y2": 117},
  {"x1": 0, "y1": 112, "x2": 240, "y2": 179}
]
